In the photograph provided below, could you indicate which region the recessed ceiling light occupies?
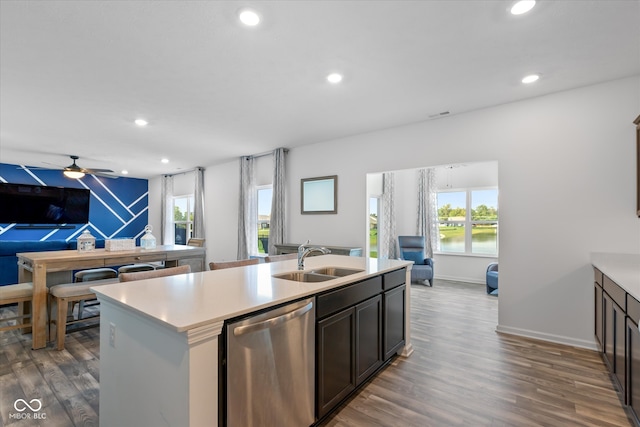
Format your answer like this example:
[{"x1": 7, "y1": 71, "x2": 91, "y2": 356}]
[
  {"x1": 522, "y1": 74, "x2": 540, "y2": 84},
  {"x1": 239, "y1": 9, "x2": 260, "y2": 26},
  {"x1": 121, "y1": 170, "x2": 129, "y2": 175},
  {"x1": 161, "y1": 158, "x2": 169, "y2": 164},
  {"x1": 510, "y1": 0, "x2": 536, "y2": 15},
  {"x1": 327, "y1": 73, "x2": 343, "y2": 84},
  {"x1": 135, "y1": 119, "x2": 148, "y2": 126}
]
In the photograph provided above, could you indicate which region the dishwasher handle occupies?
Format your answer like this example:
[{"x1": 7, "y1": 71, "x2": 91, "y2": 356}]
[{"x1": 233, "y1": 301, "x2": 313, "y2": 337}]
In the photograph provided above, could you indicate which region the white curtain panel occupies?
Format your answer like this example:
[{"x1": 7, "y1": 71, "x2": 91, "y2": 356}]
[
  {"x1": 237, "y1": 157, "x2": 257, "y2": 259},
  {"x1": 268, "y1": 148, "x2": 287, "y2": 255},
  {"x1": 417, "y1": 167, "x2": 439, "y2": 257},
  {"x1": 193, "y1": 167, "x2": 206, "y2": 239},
  {"x1": 379, "y1": 172, "x2": 397, "y2": 260},
  {"x1": 161, "y1": 175, "x2": 174, "y2": 245}
]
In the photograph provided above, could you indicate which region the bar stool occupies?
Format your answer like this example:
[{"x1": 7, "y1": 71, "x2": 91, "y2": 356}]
[
  {"x1": 75, "y1": 268, "x2": 118, "y2": 282},
  {"x1": 0, "y1": 282, "x2": 36, "y2": 333},
  {"x1": 186, "y1": 238, "x2": 205, "y2": 247},
  {"x1": 265, "y1": 253, "x2": 297, "y2": 263},
  {"x1": 118, "y1": 265, "x2": 191, "y2": 282},
  {"x1": 48, "y1": 278, "x2": 114, "y2": 351},
  {"x1": 74, "y1": 268, "x2": 118, "y2": 318},
  {"x1": 209, "y1": 258, "x2": 259, "y2": 270},
  {"x1": 117, "y1": 264, "x2": 156, "y2": 274}
]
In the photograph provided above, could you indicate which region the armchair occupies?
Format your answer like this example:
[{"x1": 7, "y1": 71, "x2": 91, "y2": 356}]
[
  {"x1": 486, "y1": 263, "x2": 499, "y2": 295},
  {"x1": 398, "y1": 236, "x2": 434, "y2": 286}
]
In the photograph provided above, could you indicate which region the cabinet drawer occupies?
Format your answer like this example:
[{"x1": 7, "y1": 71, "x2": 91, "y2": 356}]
[
  {"x1": 107, "y1": 254, "x2": 165, "y2": 265},
  {"x1": 604, "y1": 275, "x2": 626, "y2": 310},
  {"x1": 629, "y1": 295, "x2": 640, "y2": 325},
  {"x1": 383, "y1": 268, "x2": 406, "y2": 290},
  {"x1": 317, "y1": 276, "x2": 382, "y2": 319},
  {"x1": 594, "y1": 267, "x2": 603, "y2": 287}
]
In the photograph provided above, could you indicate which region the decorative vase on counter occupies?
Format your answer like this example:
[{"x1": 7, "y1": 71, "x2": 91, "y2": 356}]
[
  {"x1": 77, "y1": 229, "x2": 96, "y2": 252},
  {"x1": 140, "y1": 225, "x2": 157, "y2": 250}
]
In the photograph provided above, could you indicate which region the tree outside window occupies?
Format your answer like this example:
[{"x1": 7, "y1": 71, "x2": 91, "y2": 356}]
[
  {"x1": 174, "y1": 195, "x2": 194, "y2": 245},
  {"x1": 257, "y1": 186, "x2": 272, "y2": 254},
  {"x1": 437, "y1": 188, "x2": 498, "y2": 255}
]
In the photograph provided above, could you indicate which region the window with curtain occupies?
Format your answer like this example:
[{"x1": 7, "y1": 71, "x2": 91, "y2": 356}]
[
  {"x1": 173, "y1": 194, "x2": 194, "y2": 245},
  {"x1": 257, "y1": 185, "x2": 272, "y2": 254}
]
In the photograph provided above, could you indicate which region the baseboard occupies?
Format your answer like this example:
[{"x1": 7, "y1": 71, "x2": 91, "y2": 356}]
[
  {"x1": 434, "y1": 274, "x2": 485, "y2": 285},
  {"x1": 496, "y1": 324, "x2": 599, "y2": 351}
]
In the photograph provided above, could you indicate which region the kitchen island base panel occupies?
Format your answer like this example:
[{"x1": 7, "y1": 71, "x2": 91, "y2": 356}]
[{"x1": 98, "y1": 300, "x2": 222, "y2": 427}]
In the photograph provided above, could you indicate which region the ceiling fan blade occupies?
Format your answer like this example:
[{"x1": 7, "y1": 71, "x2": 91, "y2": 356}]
[
  {"x1": 85, "y1": 168, "x2": 115, "y2": 173},
  {"x1": 92, "y1": 172, "x2": 119, "y2": 179}
]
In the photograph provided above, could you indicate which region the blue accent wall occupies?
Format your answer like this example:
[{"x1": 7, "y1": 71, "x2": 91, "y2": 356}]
[{"x1": 0, "y1": 163, "x2": 148, "y2": 242}]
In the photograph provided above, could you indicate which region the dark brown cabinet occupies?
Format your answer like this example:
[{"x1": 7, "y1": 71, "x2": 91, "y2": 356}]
[
  {"x1": 594, "y1": 265, "x2": 640, "y2": 425},
  {"x1": 595, "y1": 269, "x2": 604, "y2": 349},
  {"x1": 627, "y1": 295, "x2": 640, "y2": 424},
  {"x1": 316, "y1": 268, "x2": 406, "y2": 421},
  {"x1": 602, "y1": 274, "x2": 627, "y2": 395},
  {"x1": 383, "y1": 284, "x2": 406, "y2": 360},
  {"x1": 317, "y1": 307, "x2": 356, "y2": 418},
  {"x1": 355, "y1": 295, "x2": 383, "y2": 385}
]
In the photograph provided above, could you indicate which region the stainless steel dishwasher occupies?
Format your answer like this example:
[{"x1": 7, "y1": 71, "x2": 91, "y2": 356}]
[{"x1": 226, "y1": 297, "x2": 315, "y2": 427}]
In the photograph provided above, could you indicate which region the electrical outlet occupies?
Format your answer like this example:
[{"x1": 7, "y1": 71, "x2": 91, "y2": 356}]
[{"x1": 109, "y1": 322, "x2": 116, "y2": 347}]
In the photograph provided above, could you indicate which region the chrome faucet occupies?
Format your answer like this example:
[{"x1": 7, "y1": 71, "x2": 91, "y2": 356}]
[{"x1": 297, "y1": 240, "x2": 331, "y2": 270}]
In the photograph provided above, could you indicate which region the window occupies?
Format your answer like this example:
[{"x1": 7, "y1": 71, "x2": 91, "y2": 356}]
[
  {"x1": 257, "y1": 186, "x2": 272, "y2": 254},
  {"x1": 369, "y1": 197, "x2": 379, "y2": 258},
  {"x1": 173, "y1": 195, "x2": 194, "y2": 245},
  {"x1": 437, "y1": 188, "x2": 498, "y2": 255}
]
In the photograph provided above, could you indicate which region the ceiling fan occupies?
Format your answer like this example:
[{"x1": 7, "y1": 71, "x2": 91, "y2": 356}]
[{"x1": 62, "y1": 155, "x2": 116, "y2": 179}]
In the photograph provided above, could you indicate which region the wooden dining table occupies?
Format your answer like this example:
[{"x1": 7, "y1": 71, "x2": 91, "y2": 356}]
[{"x1": 16, "y1": 244, "x2": 206, "y2": 349}]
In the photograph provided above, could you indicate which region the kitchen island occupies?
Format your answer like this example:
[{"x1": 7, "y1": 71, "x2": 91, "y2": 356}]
[{"x1": 93, "y1": 254, "x2": 413, "y2": 427}]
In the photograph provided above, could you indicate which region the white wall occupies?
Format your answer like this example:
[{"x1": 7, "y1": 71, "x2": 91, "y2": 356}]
[{"x1": 151, "y1": 75, "x2": 640, "y2": 348}]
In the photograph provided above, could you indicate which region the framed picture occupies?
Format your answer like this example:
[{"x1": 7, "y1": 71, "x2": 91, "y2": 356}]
[{"x1": 301, "y1": 175, "x2": 337, "y2": 214}]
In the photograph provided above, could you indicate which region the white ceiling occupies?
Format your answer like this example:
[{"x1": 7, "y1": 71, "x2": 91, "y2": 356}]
[{"x1": 1, "y1": 1, "x2": 639, "y2": 179}]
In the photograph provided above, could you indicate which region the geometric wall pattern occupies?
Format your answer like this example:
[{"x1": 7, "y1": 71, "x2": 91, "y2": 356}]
[{"x1": 0, "y1": 162, "x2": 148, "y2": 243}]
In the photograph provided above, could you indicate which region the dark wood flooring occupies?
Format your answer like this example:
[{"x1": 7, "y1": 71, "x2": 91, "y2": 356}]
[{"x1": 0, "y1": 280, "x2": 633, "y2": 426}]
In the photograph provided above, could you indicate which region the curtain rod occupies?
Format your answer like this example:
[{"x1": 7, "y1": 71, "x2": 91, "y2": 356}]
[
  {"x1": 244, "y1": 148, "x2": 289, "y2": 160},
  {"x1": 163, "y1": 166, "x2": 204, "y2": 178}
]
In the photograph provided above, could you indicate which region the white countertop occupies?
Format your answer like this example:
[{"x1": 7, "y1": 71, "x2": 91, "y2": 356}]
[
  {"x1": 92, "y1": 254, "x2": 411, "y2": 333},
  {"x1": 591, "y1": 252, "x2": 640, "y2": 297}
]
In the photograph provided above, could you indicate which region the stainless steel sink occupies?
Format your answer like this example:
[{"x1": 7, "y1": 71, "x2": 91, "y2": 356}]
[
  {"x1": 273, "y1": 267, "x2": 364, "y2": 282},
  {"x1": 310, "y1": 267, "x2": 364, "y2": 277},
  {"x1": 272, "y1": 272, "x2": 335, "y2": 282}
]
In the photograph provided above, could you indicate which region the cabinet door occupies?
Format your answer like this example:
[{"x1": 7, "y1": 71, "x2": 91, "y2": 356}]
[
  {"x1": 317, "y1": 307, "x2": 355, "y2": 418},
  {"x1": 355, "y1": 295, "x2": 382, "y2": 385},
  {"x1": 604, "y1": 292, "x2": 626, "y2": 395},
  {"x1": 628, "y1": 318, "x2": 640, "y2": 422},
  {"x1": 595, "y1": 283, "x2": 603, "y2": 349},
  {"x1": 604, "y1": 292, "x2": 615, "y2": 370},
  {"x1": 383, "y1": 284, "x2": 406, "y2": 361},
  {"x1": 614, "y1": 301, "x2": 626, "y2": 395}
]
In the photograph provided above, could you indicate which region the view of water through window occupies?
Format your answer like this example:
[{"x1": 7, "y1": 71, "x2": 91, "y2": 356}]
[{"x1": 437, "y1": 189, "x2": 498, "y2": 255}]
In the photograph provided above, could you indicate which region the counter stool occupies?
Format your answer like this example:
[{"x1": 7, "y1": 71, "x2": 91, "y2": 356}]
[
  {"x1": 0, "y1": 282, "x2": 36, "y2": 333},
  {"x1": 74, "y1": 267, "x2": 117, "y2": 318},
  {"x1": 210, "y1": 258, "x2": 259, "y2": 270},
  {"x1": 48, "y1": 277, "x2": 116, "y2": 350},
  {"x1": 118, "y1": 264, "x2": 156, "y2": 274},
  {"x1": 265, "y1": 253, "x2": 297, "y2": 263},
  {"x1": 118, "y1": 265, "x2": 191, "y2": 282}
]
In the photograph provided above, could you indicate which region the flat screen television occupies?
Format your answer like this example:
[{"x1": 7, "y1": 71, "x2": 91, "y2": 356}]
[{"x1": 0, "y1": 183, "x2": 90, "y2": 225}]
